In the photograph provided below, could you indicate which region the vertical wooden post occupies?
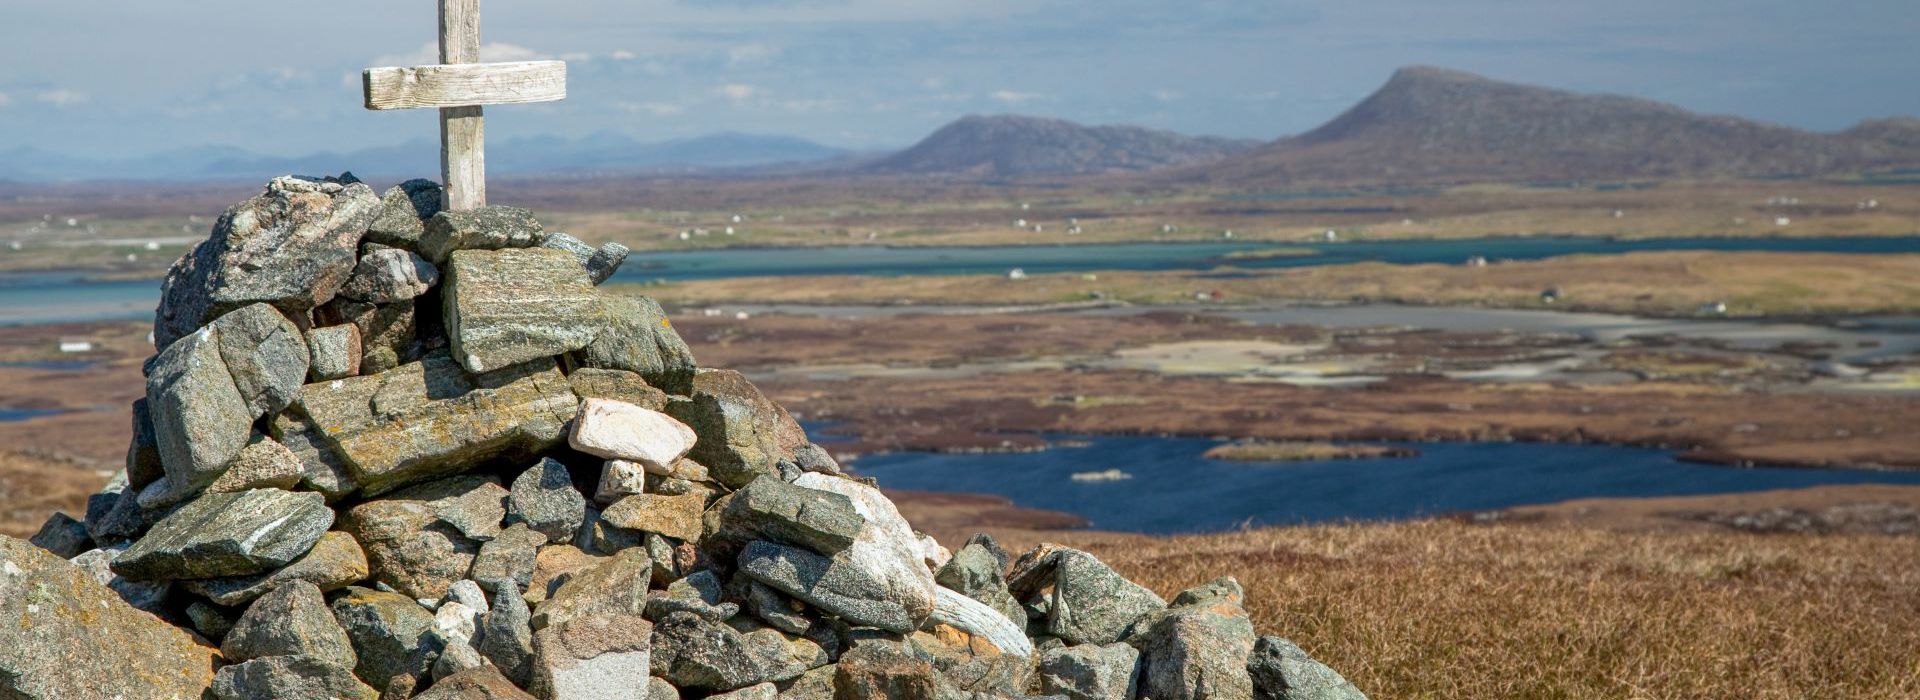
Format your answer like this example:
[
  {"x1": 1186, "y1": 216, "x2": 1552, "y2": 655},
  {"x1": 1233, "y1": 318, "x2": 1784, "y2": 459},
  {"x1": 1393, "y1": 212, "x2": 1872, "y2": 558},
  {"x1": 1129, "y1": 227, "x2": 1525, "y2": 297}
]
[{"x1": 439, "y1": 0, "x2": 485, "y2": 210}]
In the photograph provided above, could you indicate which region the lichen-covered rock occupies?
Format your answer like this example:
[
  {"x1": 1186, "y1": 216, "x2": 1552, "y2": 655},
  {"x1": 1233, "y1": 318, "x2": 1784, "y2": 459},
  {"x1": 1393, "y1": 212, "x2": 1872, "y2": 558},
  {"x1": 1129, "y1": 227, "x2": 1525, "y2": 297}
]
[
  {"x1": 575, "y1": 295, "x2": 697, "y2": 393},
  {"x1": 210, "y1": 654, "x2": 380, "y2": 700},
  {"x1": 601, "y1": 492, "x2": 706, "y2": 541},
  {"x1": 315, "y1": 296, "x2": 422, "y2": 374},
  {"x1": 721, "y1": 475, "x2": 863, "y2": 556},
  {"x1": 293, "y1": 350, "x2": 577, "y2": 495},
  {"x1": 470, "y1": 522, "x2": 545, "y2": 594},
  {"x1": 569, "y1": 398, "x2": 698, "y2": 470},
  {"x1": 342, "y1": 475, "x2": 508, "y2": 600},
  {"x1": 834, "y1": 640, "x2": 941, "y2": 700},
  {"x1": 415, "y1": 665, "x2": 541, "y2": 700},
  {"x1": 146, "y1": 324, "x2": 253, "y2": 500},
  {"x1": 1010, "y1": 547, "x2": 1166, "y2": 646},
  {"x1": 0, "y1": 535, "x2": 217, "y2": 699},
  {"x1": 478, "y1": 579, "x2": 538, "y2": 685},
  {"x1": 507, "y1": 458, "x2": 587, "y2": 543},
  {"x1": 1129, "y1": 576, "x2": 1255, "y2": 700},
  {"x1": 565, "y1": 367, "x2": 668, "y2": 409},
  {"x1": 532, "y1": 549, "x2": 652, "y2": 630},
  {"x1": 790, "y1": 473, "x2": 939, "y2": 626},
  {"x1": 908, "y1": 624, "x2": 1030, "y2": 696},
  {"x1": 206, "y1": 433, "x2": 304, "y2": 493},
  {"x1": 649, "y1": 610, "x2": 790, "y2": 692},
  {"x1": 212, "y1": 302, "x2": 311, "y2": 416},
  {"x1": 222, "y1": 579, "x2": 357, "y2": 667},
  {"x1": 530, "y1": 613, "x2": 654, "y2": 700},
  {"x1": 332, "y1": 585, "x2": 448, "y2": 688},
  {"x1": 309, "y1": 323, "x2": 365, "y2": 380},
  {"x1": 155, "y1": 174, "x2": 379, "y2": 349},
  {"x1": 1037, "y1": 642, "x2": 1140, "y2": 700},
  {"x1": 1248, "y1": 637, "x2": 1367, "y2": 700},
  {"x1": 419, "y1": 205, "x2": 544, "y2": 265},
  {"x1": 113, "y1": 488, "x2": 333, "y2": 580},
  {"x1": 343, "y1": 247, "x2": 440, "y2": 303},
  {"x1": 444, "y1": 247, "x2": 604, "y2": 373},
  {"x1": 666, "y1": 369, "x2": 805, "y2": 488},
  {"x1": 183, "y1": 529, "x2": 369, "y2": 606},
  {"x1": 364, "y1": 179, "x2": 443, "y2": 250}
]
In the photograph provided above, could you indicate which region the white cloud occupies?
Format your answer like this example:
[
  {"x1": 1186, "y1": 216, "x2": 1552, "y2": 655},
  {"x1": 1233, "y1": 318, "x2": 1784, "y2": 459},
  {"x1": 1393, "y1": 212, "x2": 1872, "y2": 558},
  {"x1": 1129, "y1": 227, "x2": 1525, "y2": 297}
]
[
  {"x1": 36, "y1": 89, "x2": 88, "y2": 106},
  {"x1": 610, "y1": 50, "x2": 638, "y2": 61},
  {"x1": 715, "y1": 83, "x2": 757, "y2": 100},
  {"x1": 621, "y1": 101, "x2": 686, "y2": 116},
  {"x1": 990, "y1": 89, "x2": 1042, "y2": 104},
  {"x1": 369, "y1": 42, "x2": 548, "y2": 67}
]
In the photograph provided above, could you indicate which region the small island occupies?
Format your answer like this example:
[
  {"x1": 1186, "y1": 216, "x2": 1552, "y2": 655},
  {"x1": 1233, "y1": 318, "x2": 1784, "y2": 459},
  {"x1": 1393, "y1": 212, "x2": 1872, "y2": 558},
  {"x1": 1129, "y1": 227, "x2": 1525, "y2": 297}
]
[{"x1": 1203, "y1": 441, "x2": 1418, "y2": 462}]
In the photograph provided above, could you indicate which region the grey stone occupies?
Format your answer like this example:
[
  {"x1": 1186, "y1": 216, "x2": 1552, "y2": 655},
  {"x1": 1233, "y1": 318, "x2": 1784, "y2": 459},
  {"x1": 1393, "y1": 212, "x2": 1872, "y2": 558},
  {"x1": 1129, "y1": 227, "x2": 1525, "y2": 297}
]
[
  {"x1": 0, "y1": 535, "x2": 218, "y2": 698},
  {"x1": 937, "y1": 534, "x2": 1025, "y2": 627},
  {"x1": 586, "y1": 242, "x2": 629, "y2": 285},
  {"x1": 206, "y1": 433, "x2": 304, "y2": 493},
  {"x1": 212, "y1": 302, "x2": 311, "y2": 416},
  {"x1": 419, "y1": 205, "x2": 545, "y2": 265},
  {"x1": 907, "y1": 625, "x2": 1029, "y2": 697},
  {"x1": 732, "y1": 620, "x2": 832, "y2": 683},
  {"x1": 649, "y1": 611, "x2": 789, "y2": 692},
  {"x1": 211, "y1": 655, "x2": 381, "y2": 700},
  {"x1": 434, "y1": 637, "x2": 488, "y2": 682},
  {"x1": 645, "y1": 570, "x2": 736, "y2": 623},
  {"x1": 665, "y1": 369, "x2": 807, "y2": 489},
  {"x1": 126, "y1": 397, "x2": 165, "y2": 490},
  {"x1": 1129, "y1": 577, "x2": 1255, "y2": 700},
  {"x1": 566, "y1": 367, "x2": 668, "y2": 410},
  {"x1": 447, "y1": 579, "x2": 489, "y2": 611},
  {"x1": 343, "y1": 247, "x2": 440, "y2": 303},
  {"x1": 414, "y1": 665, "x2": 539, "y2": 700},
  {"x1": 738, "y1": 540, "x2": 919, "y2": 634},
  {"x1": 793, "y1": 443, "x2": 843, "y2": 476},
  {"x1": 293, "y1": 350, "x2": 578, "y2": 495},
  {"x1": 471, "y1": 522, "x2": 545, "y2": 594},
  {"x1": 746, "y1": 579, "x2": 812, "y2": 635},
  {"x1": 315, "y1": 296, "x2": 421, "y2": 375},
  {"x1": 575, "y1": 295, "x2": 697, "y2": 393},
  {"x1": 155, "y1": 174, "x2": 379, "y2": 349},
  {"x1": 364, "y1": 179, "x2": 444, "y2": 250},
  {"x1": 342, "y1": 475, "x2": 509, "y2": 600},
  {"x1": 114, "y1": 488, "x2": 333, "y2": 580},
  {"x1": 508, "y1": 457, "x2": 587, "y2": 543},
  {"x1": 27, "y1": 511, "x2": 89, "y2": 558},
  {"x1": 184, "y1": 529, "x2": 370, "y2": 606},
  {"x1": 722, "y1": 475, "x2": 863, "y2": 556},
  {"x1": 222, "y1": 579, "x2": 357, "y2": 667},
  {"x1": 1037, "y1": 643, "x2": 1140, "y2": 700},
  {"x1": 270, "y1": 407, "x2": 362, "y2": 500},
  {"x1": 146, "y1": 325, "x2": 253, "y2": 500},
  {"x1": 478, "y1": 579, "x2": 537, "y2": 685},
  {"x1": 186, "y1": 600, "x2": 239, "y2": 642},
  {"x1": 70, "y1": 545, "x2": 171, "y2": 612},
  {"x1": 533, "y1": 548, "x2": 652, "y2": 630},
  {"x1": 444, "y1": 247, "x2": 605, "y2": 373},
  {"x1": 1015, "y1": 548, "x2": 1165, "y2": 646},
  {"x1": 332, "y1": 585, "x2": 448, "y2": 688},
  {"x1": 1249, "y1": 637, "x2": 1367, "y2": 700},
  {"x1": 707, "y1": 683, "x2": 777, "y2": 700},
  {"x1": 530, "y1": 613, "x2": 655, "y2": 700},
  {"x1": 309, "y1": 323, "x2": 365, "y2": 380}
]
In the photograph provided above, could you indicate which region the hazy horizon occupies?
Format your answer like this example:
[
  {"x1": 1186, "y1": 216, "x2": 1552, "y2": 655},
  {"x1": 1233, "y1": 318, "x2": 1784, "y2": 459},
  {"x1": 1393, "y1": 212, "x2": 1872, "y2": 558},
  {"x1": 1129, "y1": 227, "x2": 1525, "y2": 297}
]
[{"x1": 3, "y1": 0, "x2": 1917, "y2": 160}]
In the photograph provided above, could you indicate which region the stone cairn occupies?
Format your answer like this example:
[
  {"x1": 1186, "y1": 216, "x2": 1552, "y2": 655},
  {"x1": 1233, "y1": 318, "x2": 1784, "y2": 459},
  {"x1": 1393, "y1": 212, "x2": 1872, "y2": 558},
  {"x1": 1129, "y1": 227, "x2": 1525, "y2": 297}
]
[{"x1": 10, "y1": 174, "x2": 1365, "y2": 700}]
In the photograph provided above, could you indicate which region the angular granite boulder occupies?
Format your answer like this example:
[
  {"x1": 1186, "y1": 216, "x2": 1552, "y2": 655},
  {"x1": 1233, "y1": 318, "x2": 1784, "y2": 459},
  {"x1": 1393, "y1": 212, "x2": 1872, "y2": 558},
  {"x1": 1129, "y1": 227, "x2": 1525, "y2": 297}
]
[
  {"x1": 113, "y1": 488, "x2": 333, "y2": 580},
  {"x1": 444, "y1": 247, "x2": 605, "y2": 373}
]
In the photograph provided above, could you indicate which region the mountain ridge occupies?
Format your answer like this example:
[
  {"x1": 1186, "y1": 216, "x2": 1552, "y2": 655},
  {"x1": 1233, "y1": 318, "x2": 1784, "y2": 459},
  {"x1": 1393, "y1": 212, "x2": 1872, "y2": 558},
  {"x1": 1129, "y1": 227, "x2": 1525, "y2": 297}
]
[{"x1": 862, "y1": 114, "x2": 1260, "y2": 178}]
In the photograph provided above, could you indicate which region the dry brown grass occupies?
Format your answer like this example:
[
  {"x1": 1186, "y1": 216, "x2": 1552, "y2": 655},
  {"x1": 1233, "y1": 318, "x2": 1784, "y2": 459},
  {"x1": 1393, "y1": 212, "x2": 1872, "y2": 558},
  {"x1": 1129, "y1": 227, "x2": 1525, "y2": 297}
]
[{"x1": 1022, "y1": 521, "x2": 1920, "y2": 700}]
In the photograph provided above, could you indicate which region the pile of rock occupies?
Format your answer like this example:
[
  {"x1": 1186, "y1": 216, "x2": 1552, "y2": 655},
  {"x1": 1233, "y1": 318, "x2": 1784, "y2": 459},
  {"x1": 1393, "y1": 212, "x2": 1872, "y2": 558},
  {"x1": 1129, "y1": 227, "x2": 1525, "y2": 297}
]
[{"x1": 10, "y1": 174, "x2": 1365, "y2": 700}]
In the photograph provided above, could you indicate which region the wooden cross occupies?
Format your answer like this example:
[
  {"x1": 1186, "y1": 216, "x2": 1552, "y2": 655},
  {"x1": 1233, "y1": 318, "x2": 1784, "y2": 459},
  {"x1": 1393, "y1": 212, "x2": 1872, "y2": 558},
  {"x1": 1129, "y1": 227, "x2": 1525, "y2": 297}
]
[{"x1": 362, "y1": 0, "x2": 567, "y2": 210}]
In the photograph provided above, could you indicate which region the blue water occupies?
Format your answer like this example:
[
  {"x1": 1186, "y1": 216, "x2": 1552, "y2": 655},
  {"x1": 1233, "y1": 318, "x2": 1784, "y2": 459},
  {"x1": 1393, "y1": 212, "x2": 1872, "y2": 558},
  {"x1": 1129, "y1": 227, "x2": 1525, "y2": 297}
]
[
  {"x1": 0, "y1": 407, "x2": 66, "y2": 422},
  {"x1": 6, "y1": 236, "x2": 1919, "y2": 325},
  {"x1": 848, "y1": 435, "x2": 1920, "y2": 534}
]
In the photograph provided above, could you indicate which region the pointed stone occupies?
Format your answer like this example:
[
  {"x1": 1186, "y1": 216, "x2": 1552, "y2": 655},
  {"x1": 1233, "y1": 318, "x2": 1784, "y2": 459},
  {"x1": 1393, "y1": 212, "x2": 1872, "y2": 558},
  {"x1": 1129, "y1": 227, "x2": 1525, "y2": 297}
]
[
  {"x1": 206, "y1": 433, "x2": 304, "y2": 493},
  {"x1": 222, "y1": 580, "x2": 357, "y2": 667},
  {"x1": 1249, "y1": 636, "x2": 1368, "y2": 700},
  {"x1": 507, "y1": 458, "x2": 587, "y2": 543},
  {"x1": 331, "y1": 585, "x2": 447, "y2": 689},
  {"x1": 470, "y1": 522, "x2": 545, "y2": 594},
  {"x1": 28, "y1": 511, "x2": 90, "y2": 559},
  {"x1": 478, "y1": 582, "x2": 537, "y2": 686},
  {"x1": 1129, "y1": 576, "x2": 1255, "y2": 700},
  {"x1": 666, "y1": 369, "x2": 806, "y2": 488}
]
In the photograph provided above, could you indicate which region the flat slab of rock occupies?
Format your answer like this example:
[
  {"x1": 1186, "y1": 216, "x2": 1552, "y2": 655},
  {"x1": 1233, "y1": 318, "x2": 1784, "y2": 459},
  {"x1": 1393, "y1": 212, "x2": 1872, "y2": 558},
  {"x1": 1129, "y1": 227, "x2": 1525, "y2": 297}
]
[
  {"x1": 183, "y1": 529, "x2": 369, "y2": 606},
  {"x1": 0, "y1": 535, "x2": 217, "y2": 698},
  {"x1": 722, "y1": 475, "x2": 863, "y2": 556},
  {"x1": 211, "y1": 654, "x2": 380, "y2": 700},
  {"x1": 738, "y1": 540, "x2": 920, "y2": 634},
  {"x1": 155, "y1": 175, "x2": 379, "y2": 349},
  {"x1": 293, "y1": 350, "x2": 578, "y2": 495},
  {"x1": 419, "y1": 205, "x2": 544, "y2": 264},
  {"x1": 444, "y1": 247, "x2": 604, "y2": 373},
  {"x1": 791, "y1": 473, "x2": 938, "y2": 624},
  {"x1": 113, "y1": 488, "x2": 333, "y2": 580},
  {"x1": 600, "y1": 492, "x2": 706, "y2": 542},
  {"x1": 570, "y1": 398, "x2": 698, "y2": 470}
]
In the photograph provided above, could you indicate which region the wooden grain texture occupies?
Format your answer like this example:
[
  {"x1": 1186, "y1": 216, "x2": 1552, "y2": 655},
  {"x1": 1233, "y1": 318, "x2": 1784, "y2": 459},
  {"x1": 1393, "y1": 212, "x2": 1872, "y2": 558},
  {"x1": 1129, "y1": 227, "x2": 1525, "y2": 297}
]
[
  {"x1": 440, "y1": 0, "x2": 479, "y2": 63},
  {"x1": 362, "y1": 61, "x2": 567, "y2": 110},
  {"x1": 442, "y1": 105, "x2": 486, "y2": 210}
]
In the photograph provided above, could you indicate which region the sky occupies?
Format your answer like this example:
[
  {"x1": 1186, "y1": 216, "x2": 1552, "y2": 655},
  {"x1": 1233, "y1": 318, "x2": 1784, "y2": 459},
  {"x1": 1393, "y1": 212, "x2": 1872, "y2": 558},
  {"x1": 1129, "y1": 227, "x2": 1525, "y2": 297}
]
[{"x1": 1, "y1": 0, "x2": 1916, "y2": 159}]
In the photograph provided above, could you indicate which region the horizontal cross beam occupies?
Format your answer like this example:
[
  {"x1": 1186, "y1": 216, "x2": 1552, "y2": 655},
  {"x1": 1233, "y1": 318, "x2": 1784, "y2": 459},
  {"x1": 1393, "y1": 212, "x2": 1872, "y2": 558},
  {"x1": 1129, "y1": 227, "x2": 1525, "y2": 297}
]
[{"x1": 363, "y1": 60, "x2": 567, "y2": 111}]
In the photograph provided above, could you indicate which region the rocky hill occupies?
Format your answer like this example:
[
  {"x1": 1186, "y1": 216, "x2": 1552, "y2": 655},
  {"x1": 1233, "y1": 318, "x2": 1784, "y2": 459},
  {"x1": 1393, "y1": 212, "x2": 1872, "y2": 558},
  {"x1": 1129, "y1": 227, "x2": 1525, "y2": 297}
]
[
  {"x1": 2, "y1": 174, "x2": 1364, "y2": 699},
  {"x1": 1186, "y1": 66, "x2": 1920, "y2": 186},
  {"x1": 867, "y1": 114, "x2": 1259, "y2": 178}
]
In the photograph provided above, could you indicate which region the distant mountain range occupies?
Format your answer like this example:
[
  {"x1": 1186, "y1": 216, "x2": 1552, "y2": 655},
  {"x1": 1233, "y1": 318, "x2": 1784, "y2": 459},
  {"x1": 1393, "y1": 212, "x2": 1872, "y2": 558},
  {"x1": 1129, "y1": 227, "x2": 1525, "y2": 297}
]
[
  {"x1": 861, "y1": 114, "x2": 1260, "y2": 178},
  {"x1": 7, "y1": 66, "x2": 1920, "y2": 185},
  {"x1": 1180, "y1": 66, "x2": 1920, "y2": 186},
  {"x1": 0, "y1": 132, "x2": 857, "y2": 182}
]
